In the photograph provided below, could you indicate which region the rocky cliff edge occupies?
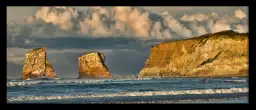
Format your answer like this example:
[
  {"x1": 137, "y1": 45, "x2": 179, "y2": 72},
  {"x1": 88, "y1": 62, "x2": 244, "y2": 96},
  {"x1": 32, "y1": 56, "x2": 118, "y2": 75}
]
[{"x1": 138, "y1": 30, "x2": 248, "y2": 78}]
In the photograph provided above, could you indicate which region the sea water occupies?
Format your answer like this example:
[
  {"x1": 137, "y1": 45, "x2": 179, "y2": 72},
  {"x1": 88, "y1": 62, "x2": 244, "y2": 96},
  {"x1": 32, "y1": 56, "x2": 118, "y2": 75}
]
[{"x1": 7, "y1": 77, "x2": 248, "y2": 103}]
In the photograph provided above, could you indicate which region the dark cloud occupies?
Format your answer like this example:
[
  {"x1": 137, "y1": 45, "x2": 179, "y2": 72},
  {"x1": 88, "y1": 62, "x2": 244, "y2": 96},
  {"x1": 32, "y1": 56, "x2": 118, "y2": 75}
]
[{"x1": 7, "y1": 36, "x2": 164, "y2": 49}]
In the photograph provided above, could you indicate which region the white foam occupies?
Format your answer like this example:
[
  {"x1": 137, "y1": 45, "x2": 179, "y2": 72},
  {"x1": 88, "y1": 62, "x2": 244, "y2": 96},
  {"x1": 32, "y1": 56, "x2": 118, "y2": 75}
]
[
  {"x1": 7, "y1": 81, "x2": 51, "y2": 87},
  {"x1": 223, "y1": 80, "x2": 247, "y2": 83},
  {"x1": 7, "y1": 87, "x2": 248, "y2": 102},
  {"x1": 7, "y1": 78, "x2": 154, "y2": 87},
  {"x1": 96, "y1": 97, "x2": 248, "y2": 104}
]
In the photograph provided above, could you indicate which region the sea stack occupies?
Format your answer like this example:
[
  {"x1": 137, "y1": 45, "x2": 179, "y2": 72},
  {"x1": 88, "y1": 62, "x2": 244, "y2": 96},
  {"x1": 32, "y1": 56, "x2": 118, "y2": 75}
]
[
  {"x1": 22, "y1": 47, "x2": 56, "y2": 80},
  {"x1": 78, "y1": 52, "x2": 111, "y2": 78},
  {"x1": 138, "y1": 30, "x2": 248, "y2": 78}
]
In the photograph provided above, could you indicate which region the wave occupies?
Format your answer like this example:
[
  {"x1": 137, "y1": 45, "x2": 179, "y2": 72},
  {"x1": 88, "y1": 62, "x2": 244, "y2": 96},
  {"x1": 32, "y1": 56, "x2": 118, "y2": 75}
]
[
  {"x1": 26, "y1": 77, "x2": 61, "y2": 80},
  {"x1": 7, "y1": 87, "x2": 248, "y2": 102},
  {"x1": 7, "y1": 80, "x2": 51, "y2": 87},
  {"x1": 7, "y1": 78, "x2": 153, "y2": 87},
  {"x1": 223, "y1": 80, "x2": 248, "y2": 83},
  {"x1": 108, "y1": 97, "x2": 248, "y2": 104}
]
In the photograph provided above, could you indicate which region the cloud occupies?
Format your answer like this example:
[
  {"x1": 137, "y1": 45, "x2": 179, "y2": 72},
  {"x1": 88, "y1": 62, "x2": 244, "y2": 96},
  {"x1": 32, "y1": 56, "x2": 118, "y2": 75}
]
[
  {"x1": 142, "y1": 6, "x2": 248, "y2": 16},
  {"x1": 7, "y1": 6, "x2": 248, "y2": 41},
  {"x1": 234, "y1": 9, "x2": 247, "y2": 19},
  {"x1": 7, "y1": 36, "x2": 162, "y2": 51},
  {"x1": 180, "y1": 13, "x2": 212, "y2": 22},
  {"x1": 6, "y1": 6, "x2": 249, "y2": 79}
]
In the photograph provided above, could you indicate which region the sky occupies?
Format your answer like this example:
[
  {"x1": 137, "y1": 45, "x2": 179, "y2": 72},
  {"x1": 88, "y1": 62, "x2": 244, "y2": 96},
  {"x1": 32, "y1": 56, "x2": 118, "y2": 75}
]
[{"x1": 7, "y1": 6, "x2": 248, "y2": 79}]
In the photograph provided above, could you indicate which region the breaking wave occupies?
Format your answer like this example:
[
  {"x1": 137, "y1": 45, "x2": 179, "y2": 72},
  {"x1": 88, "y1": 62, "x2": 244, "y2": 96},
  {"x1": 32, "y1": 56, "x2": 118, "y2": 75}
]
[
  {"x1": 7, "y1": 87, "x2": 248, "y2": 102},
  {"x1": 7, "y1": 78, "x2": 153, "y2": 87},
  {"x1": 7, "y1": 80, "x2": 50, "y2": 87},
  {"x1": 223, "y1": 80, "x2": 248, "y2": 83}
]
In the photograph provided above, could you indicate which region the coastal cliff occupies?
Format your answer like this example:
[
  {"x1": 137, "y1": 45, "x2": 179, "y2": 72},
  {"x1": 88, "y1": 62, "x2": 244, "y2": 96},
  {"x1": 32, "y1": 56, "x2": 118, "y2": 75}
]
[
  {"x1": 22, "y1": 47, "x2": 56, "y2": 80},
  {"x1": 78, "y1": 52, "x2": 111, "y2": 78},
  {"x1": 138, "y1": 30, "x2": 248, "y2": 78}
]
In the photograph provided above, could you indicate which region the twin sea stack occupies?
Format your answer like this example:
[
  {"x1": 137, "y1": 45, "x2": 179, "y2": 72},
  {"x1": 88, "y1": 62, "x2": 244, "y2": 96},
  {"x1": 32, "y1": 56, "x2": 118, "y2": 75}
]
[
  {"x1": 22, "y1": 48, "x2": 111, "y2": 80},
  {"x1": 138, "y1": 30, "x2": 248, "y2": 78},
  {"x1": 22, "y1": 47, "x2": 56, "y2": 80},
  {"x1": 78, "y1": 52, "x2": 111, "y2": 78}
]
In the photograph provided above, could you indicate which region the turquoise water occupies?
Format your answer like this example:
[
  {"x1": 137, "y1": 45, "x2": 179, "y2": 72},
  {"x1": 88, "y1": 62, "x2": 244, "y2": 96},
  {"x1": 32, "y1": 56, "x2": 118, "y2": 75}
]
[{"x1": 7, "y1": 77, "x2": 248, "y2": 103}]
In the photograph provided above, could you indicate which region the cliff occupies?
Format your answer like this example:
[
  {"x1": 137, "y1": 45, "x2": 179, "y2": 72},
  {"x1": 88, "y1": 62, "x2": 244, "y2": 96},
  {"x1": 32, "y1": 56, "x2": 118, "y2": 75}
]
[
  {"x1": 22, "y1": 47, "x2": 56, "y2": 80},
  {"x1": 78, "y1": 52, "x2": 111, "y2": 78},
  {"x1": 138, "y1": 30, "x2": 248, "y2": 78}
]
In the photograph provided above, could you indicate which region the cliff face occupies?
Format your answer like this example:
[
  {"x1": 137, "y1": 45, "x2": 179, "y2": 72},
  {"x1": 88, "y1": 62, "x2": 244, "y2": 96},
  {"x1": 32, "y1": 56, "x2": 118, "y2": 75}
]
[
  {"x1": 78, "y1": 52, "x2": 111, "y2": 78},
  {"x1": 22, "y1": 47, "x2": 56, "y2": 80},
  {"x1": 138, "y1": 30, "x2": 248, "y2": 78}
]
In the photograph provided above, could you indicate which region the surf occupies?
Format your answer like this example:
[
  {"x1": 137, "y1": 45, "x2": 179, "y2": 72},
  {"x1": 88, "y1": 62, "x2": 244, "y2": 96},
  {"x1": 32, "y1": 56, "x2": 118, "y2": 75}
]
[{"x1": 7, "y1": 87, "x2": 248, "y2": 102}]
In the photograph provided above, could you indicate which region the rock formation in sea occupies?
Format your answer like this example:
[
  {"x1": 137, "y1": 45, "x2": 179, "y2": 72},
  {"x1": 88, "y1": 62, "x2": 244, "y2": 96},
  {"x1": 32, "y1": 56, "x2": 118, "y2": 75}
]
[
  {"x1": 78, "y1": 52, "x2": 111, "y2": 78},
  {"x1": 138, "y1": 30, "x2": 248, "y2": 78},
  {"x1": 22, "y1": 47, "x2": 56, "y2": 80}
]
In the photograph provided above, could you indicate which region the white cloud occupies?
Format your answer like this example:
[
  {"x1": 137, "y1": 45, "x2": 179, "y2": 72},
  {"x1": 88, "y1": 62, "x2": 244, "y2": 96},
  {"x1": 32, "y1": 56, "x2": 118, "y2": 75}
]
[
  {"x1": 7, "y1": 6, "x2": 248, "y2": 41},
  {"x1": 234, "y1": 9, "x2": 247, "y2": 19},
  {"x1": 180, "y1": 13, "x2": 210, "y2": 22}
]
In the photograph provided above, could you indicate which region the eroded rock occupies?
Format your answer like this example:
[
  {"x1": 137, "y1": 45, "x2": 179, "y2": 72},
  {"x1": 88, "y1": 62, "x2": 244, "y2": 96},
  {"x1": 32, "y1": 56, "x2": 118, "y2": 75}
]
[
  {"x1": 22, "y1": 47, "x2": 56, "y2": 80},
  {"x1": 78, "y1": 52, "x2": 111, "y2": 78}
]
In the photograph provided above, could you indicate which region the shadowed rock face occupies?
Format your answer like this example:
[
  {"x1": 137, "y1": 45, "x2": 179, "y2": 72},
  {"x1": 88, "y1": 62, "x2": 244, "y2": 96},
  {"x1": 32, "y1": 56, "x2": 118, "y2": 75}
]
[
  {"x1": 138, "y1": 30, "x2": 248, "y2": 78},
  {"x1": 22, "y1": 47, "x2": 56, "y2": 80},
  {"x1": 78, "y1": 52, "x2": 111, "y2": 78}
]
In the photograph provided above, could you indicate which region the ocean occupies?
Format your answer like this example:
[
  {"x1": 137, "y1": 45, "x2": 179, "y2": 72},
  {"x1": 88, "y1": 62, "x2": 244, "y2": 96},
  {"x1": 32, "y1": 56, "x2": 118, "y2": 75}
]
[{"x1": 7, "y1": 77, "x2": 248, "y2": 104}]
